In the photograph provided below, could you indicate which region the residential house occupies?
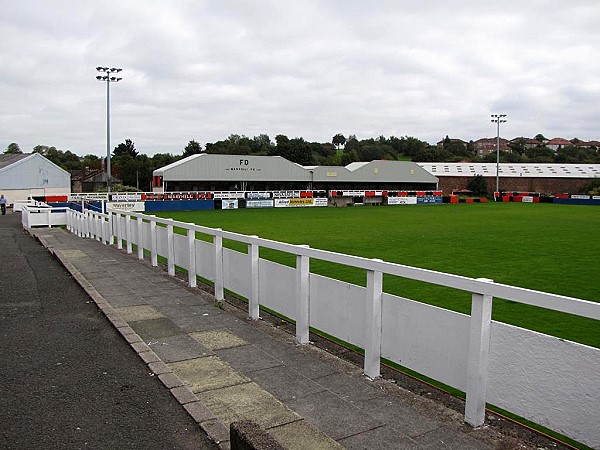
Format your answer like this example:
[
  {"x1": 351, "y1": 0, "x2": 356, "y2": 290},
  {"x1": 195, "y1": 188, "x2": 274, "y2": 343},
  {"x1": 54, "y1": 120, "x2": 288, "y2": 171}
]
[{"x1": 474, "y1": 137, "x2": 510, "y2": 157}]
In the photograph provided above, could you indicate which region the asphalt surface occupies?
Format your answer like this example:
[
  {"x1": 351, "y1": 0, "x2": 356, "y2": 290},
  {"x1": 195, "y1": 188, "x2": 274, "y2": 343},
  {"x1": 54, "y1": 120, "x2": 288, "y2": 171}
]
[{"x1": 0, "y1": 212, "x2": 217, "y2": 450}]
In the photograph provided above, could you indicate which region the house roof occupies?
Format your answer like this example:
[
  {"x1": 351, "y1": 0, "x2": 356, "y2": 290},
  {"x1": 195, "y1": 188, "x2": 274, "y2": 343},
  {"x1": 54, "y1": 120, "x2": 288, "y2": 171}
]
[
  {"x1": 546, "y1": 138, "x2": 572, "y2": 146},
  {"x1": 0, "y1": 153, "x2": 29, "y2": 170}
]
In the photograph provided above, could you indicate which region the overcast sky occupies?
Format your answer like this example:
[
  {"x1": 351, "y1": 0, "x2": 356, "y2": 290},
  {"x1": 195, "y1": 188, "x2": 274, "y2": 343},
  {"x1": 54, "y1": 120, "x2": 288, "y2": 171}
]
[{"x1": 1, "y1": 0, "x2": 599, "y2": 157}]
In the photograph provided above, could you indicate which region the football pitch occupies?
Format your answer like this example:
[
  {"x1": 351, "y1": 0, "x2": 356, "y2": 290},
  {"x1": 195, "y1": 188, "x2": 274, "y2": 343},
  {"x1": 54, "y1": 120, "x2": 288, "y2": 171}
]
[{"x1": 157, "y1": 203, "x2": 600, "y2": 348}]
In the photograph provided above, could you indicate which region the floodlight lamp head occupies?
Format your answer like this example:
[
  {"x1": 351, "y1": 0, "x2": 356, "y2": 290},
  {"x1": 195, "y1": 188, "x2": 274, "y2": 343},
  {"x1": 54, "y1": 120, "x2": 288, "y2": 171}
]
[
  {"x1": 96, "y1": 66, "x2": 103, "y2": 72},
  {"x1": 96, "y1": 75, "x2": 103, "y2": 80}
]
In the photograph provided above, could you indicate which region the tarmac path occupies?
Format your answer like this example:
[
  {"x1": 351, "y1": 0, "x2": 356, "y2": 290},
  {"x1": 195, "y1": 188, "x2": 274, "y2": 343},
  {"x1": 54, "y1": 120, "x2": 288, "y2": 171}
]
[{"x1": 0, "y1": 212, "x2": 217, "y2": 449}]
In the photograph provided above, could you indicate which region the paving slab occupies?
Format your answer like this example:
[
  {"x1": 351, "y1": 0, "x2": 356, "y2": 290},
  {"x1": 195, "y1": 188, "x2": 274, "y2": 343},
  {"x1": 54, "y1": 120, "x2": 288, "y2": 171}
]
[
  {"x1": 337, "y1": 424, "x2": 419, "y2": 449},
  {"x1": 149, "y1": 333, "x2": 213, "y2": 363},
  {"x1": 286, "y1": 389, "x2": 385, "y2": 440},
  {"x1": 190, "y1": 329, "x2": 248, "y2": 350},
  {"x1": 215, "y1": 344, "x2": 284, "y2": 374},
  {"x1": 354, "y1": 394, "x2": 445, "y2": 438},
  {"x1": 169, "y1": 309, "x2": 244, "y2": 332},
  {"x1": 169, "y1": 356, "x2": 250, "y2": 393},
  {"x1": 106, "y1": 293, "x2": 148, "y2": 308},
  {"x1": 116, "y1": 304, "x2": 165, "y2": 322},
  {"x1": 268, "y1": 420, "x2": 345, "y2": 450},
  {"x1": 312, "y1": 371, "x2": 387, "y2": 403},
  {"x1": 248, "y1": 365, "x2": 326, "y2": 402},
  {"x1": 197, "y1": 382, "x2": 301, "y2": 429},
  {"x1": 129, "y1": 317, "x2": 186, "y2": 340},
  {"x1": 155, "y1": 303, "x2": 223, "y2": 319},
  {"x1": 412, "y1": 425, "x2": 493, "y2": 450}
]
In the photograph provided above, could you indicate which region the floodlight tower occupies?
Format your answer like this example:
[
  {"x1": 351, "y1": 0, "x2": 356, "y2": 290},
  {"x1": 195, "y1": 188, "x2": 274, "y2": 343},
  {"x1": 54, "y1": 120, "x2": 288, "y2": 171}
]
[
  {"x1": 491, "y1": 114, "x2": 507, "y2": 194},
  {"x1": 96, "y1": 67, "x2": 123, "y2": 192}
]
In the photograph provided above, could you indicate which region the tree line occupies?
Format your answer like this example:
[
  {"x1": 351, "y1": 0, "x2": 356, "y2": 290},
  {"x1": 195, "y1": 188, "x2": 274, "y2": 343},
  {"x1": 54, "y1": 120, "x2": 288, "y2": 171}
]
[{"x1": 4, "y1": 132, "x2": 600, "y2": 191}]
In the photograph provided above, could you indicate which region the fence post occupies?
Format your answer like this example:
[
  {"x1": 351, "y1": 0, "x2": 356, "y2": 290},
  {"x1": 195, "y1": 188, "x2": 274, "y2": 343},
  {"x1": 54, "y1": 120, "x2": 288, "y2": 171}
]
[
  {"x1": 102, "y1": 214, "x2": 108, "y2": 244},
  {"x1": 465, "y1": 278, "x2": 493, "y2": 428},
  {"x1": 295, "y1": 245, "x2": 311, "y2": 344},
  {"x1": 214, "y1": 230, "x2": 224, "y2": 302},
  {"x1": 248, "y1": 237, "x2": 260, "y2": 320},
  {"x1": 108, "y1": 211, "x2": 114, "y2": 245},
  {"x1": 187, "y1": 227, "x2": 197, "y2": 287},
  {"x1": 364, "y1": 260, "x2": 383, "y2": 379},
  {"x1": 150, "y1": 216, "x2": 158, "y2": 267},
  {"x1": 167, "y1": 221, "x2": 175, "y2": 276},
  {"x1": 137, "y1": 216, "x2": 144, "y2": 260},
  {"x1": 126, "y1": 214, "x2": 132, "y2": 254},
  {"x1": 94, "y1": 213, "x2": 100, "y2": 241},
  {"x1": 87, "y1": 210, "x2": 93, "y2": 237},
  {"x1": 116, "y1": 213, "x2": 123, "y2": 249}
]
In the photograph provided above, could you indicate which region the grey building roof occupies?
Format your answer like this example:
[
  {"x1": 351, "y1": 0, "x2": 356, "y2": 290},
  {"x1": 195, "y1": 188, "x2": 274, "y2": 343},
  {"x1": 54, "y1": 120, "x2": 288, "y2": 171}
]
[
  {"x1": 417, "y1": 163, "x2": 600, "y2": 179},
  {"x1": 0, "y1": 153, "x2": 71, "y2": 190},
  {"x1": 155, "y1": 154, "x2": 438, "y2": 184},
  {"x1": 311, "y1": 160, "x2": 438, "y2": 183}
]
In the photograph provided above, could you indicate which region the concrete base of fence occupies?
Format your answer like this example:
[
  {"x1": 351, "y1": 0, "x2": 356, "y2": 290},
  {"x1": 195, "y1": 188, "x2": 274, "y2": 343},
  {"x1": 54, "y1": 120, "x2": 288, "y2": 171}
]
[{"x1": 230, "y1": 421, "x2": 285, "y2": 450}]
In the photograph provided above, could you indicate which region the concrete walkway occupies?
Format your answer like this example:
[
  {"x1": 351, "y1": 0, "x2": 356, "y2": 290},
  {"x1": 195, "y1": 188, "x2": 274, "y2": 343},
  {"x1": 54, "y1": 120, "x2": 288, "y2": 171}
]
[
  {"x1": 1, "y1": 212, "x2": 217, "y2": 449},
  {"x1": 26, "y1": 224, "x2": 541, "y2": 450}
]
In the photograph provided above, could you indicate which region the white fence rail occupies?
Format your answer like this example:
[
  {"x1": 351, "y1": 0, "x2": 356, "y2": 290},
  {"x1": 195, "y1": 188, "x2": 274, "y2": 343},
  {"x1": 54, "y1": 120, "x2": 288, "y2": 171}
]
[
  {"x1": 21, "y1": 205, "x2": 68, "y2": 228},
  {"x1": 35, "y1": 207, "x2": 600, "y2": 448}
]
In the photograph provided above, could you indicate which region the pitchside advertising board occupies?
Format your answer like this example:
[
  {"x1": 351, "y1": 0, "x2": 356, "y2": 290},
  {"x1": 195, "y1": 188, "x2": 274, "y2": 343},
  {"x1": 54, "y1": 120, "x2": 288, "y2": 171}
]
[
  {"x1": 387, "y1": 197, "x2": 417, "y2": 205},
  {"x1": 274, "y1": 198, "x2": 328, "y2": 207},
  {"x1": 246, "y1": 199, "x2": 274, "y2": 208},
  {"x1": 107, "y1": 202, "x2": 145, "y2": 211},
  {"x1": 386, "y1": 196, "x2": 443, "y2": 205},
  {"x1": 222, "y1": 199, "x2": 239, "y2": 209}
]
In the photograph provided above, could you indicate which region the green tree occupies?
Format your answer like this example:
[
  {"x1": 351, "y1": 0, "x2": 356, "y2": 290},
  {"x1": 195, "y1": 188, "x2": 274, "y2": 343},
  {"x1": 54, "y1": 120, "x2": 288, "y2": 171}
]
[
  {"x1": 332, "y1": 133, "x2": 346, "y2": 150},
  {"x1": 525, "y1": 145, "x2": 554, "y2": 162},
  {"x1": 80, "y1": 154, "x2": 101, "y2": 171},
  {"x1": 391, "y1": 136, "x2": 428, "y2": 159},
  {"x1": 183, "y1": 139, "x2": 202, "y2": 157},
  {"x1": 113, "y1": 139, "x2": 138, "y2": 158},
  {"x1": 251, "y1": 134, "x2": 272, "y2": 154},
  {"x1": 508, "y1": 139, "x2": 526, "y2": 155},
  {"x1": 345, "y1": 135, "x2": 359, "y2": 153},
  {"x1": 467, "y1": 175, "x2": 488, "y2": 197},
  {"x1": 340, "y1": 149, "x2": 358, "y2": 165},
  {"x1": 42, "y1": 146, "x2": 81, "y2": 170},
  {"x1": 4, "y1": 142, "x2": 22, "y2": 154},
  {"x1": 412, "y1": 147, "x2": 449, "y2": 162},
  {"x1": 581, "y1": 179, "x2": 600, "y2": 196},
  {"x1": 32, "y1": 145, "x2": 51, "y2": 155}
]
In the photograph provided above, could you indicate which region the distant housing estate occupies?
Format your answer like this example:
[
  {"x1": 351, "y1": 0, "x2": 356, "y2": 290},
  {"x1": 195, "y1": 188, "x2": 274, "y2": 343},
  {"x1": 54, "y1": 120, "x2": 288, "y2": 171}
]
[{"x1": 437, "y1": 136, "x2": 600, "y2": 158}]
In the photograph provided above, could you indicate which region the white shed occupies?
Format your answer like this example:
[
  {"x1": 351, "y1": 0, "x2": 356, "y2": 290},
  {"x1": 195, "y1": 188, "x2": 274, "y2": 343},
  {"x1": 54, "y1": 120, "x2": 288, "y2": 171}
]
[{"x1": 0, "y1": 153, "x2": 71, "y2": 205}]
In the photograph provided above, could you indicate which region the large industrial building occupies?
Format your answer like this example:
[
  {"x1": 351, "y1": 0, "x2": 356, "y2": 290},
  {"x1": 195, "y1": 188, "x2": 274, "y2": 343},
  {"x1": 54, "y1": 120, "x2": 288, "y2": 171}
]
[
  {"x1": 152, "y1": 154, "x2": 438, "y2": 193},
  {"x1": 0, "y1": 153, "x2": 71, "y2": 205},
  {"x1": 417, "y1": 163, "x2": 600, "y2": 194}
]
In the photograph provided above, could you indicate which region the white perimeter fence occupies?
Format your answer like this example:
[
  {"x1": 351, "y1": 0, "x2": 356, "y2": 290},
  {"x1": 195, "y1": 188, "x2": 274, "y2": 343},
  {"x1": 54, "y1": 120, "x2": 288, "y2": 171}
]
[{"x1": 23, "y1": 205, "x2": 600, "y2": 448}]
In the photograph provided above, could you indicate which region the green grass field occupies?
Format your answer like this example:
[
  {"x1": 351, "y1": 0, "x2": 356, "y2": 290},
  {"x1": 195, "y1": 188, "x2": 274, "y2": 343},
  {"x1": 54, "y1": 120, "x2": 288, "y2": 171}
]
[{"x1": 157, "y1": 203, "x2": 600, "y2": 348}]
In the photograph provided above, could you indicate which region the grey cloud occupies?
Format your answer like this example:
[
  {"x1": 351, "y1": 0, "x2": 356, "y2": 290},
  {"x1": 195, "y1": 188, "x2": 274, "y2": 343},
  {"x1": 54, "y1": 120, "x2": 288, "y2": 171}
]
[{"x1": 2, "y1": 0, "x2": 600, "y2": 155}]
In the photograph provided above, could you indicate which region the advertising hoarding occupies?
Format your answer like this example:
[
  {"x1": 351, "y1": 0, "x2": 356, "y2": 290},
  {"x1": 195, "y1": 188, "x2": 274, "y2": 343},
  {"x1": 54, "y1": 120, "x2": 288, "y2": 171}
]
[
  {"x1": 246, "y1": 199, "x2": 274, "y2": 208},
  {"x1": 222, "y1": 199, "x2": 239, "y2": 209}
]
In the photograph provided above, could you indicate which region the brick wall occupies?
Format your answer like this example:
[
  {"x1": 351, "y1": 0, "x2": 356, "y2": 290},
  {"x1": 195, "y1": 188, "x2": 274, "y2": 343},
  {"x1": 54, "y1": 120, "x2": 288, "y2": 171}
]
[{"x1": 437, "y1": 176, "x2": 591, "y2": 195}]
